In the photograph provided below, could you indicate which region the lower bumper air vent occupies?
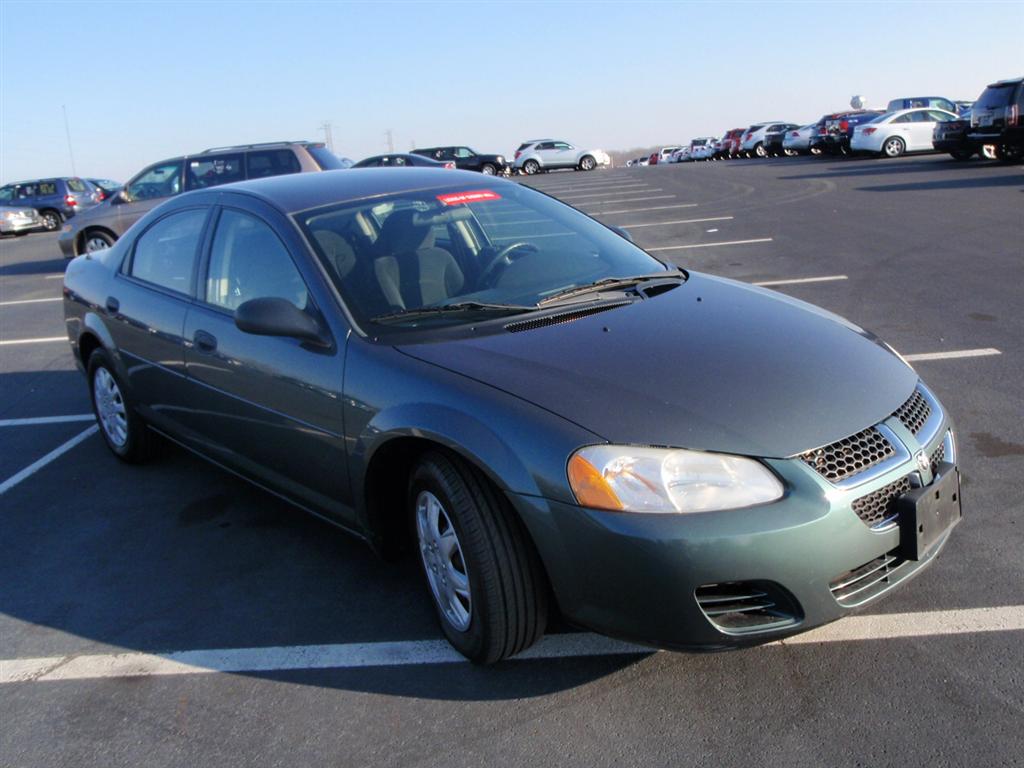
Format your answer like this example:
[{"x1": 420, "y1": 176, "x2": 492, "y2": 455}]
[
  {"x1": 696, "y1": 581, "x2": 802, "y2": 634},
  {"x1": 829, "y1": 550, "x2": 906, "y2": 607}
]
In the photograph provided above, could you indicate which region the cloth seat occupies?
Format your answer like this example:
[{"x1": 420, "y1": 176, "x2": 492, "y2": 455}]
[{"x1": 373, "y1": 210, "x2": 464, "y2": 309}]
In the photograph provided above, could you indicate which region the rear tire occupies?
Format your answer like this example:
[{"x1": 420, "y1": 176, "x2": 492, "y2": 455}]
[
  {"x1": 754, "y1": 142, "x2": 767, "y2": 158},
  {"x1": 523, "y1": 159, "x2": 540, "y2": 175},
  {"x1": 40, "y1": 209, "x2": 62, "y2": 232},
  {"x1": 87, "y1": 348, "x2": 152, "y2": 463},
  {"x1": 949, "y1": 149, "x2": 975, "y2": 161},
  {"x1": 410, "y1": 451, "x2": 547, "y2": 664},
  {"x1": 995, "y1": 144, "x2": 1022, "y2": 163},
  {"x1": 882, "y1": 136, "x2": 906, "y2": 158}
]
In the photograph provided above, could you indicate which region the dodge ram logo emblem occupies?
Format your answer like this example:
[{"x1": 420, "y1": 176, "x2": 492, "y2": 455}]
[{"x1": 916, "y1": 451, "x2": 930, "y2": 473}]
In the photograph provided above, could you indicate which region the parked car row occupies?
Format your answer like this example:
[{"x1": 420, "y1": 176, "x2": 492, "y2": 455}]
[
  {"x1": 0, "y1": 176, "x2": 103, "y2": 232},
  {"x1": 633, "y1": 76, "x2": 1021, "y2": 165}
]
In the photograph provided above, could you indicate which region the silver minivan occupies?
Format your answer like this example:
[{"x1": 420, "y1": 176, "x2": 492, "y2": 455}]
[{"x1": 59, "y1": 141, "x2": 344, "y2": 257}]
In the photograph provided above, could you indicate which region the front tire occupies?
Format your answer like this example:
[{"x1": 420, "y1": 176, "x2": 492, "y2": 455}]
[
  {"x1": 754, "y1": 142, "x2": 767, "y2": 158},
  {"x1": 882, "y1": 136, "x2": 906, "y2": 158},
  {"x1": 83, "y1": 229, "x2": 115, "y2": 254},
  {"x1": 579, "y1": 155, "x2": 596, "y2": 171},
  {"x1": 88, "y1": 349, "x2": 151, "y2": 463},
  {"x1": 522, "y1": 159, "x2": 540, "y2": 175},
  {"x1": 480, "y1": 163, "x2": 496, "y2": 176},
  {"x1": 411, "y1": 451, "x2": 547, "y2": 664}
]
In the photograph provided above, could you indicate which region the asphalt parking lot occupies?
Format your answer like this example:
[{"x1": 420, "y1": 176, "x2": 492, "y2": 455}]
[{"x1": 2, "y1": 155, "x2": 1022, "y2": 768}]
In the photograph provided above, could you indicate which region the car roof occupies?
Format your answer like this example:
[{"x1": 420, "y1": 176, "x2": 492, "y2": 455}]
[
  {"x1": 210, "y1": 168, "x2": 504, "y2": 214},
  {"x1": 985, "y1": 76, "x2": 1024, "y2": 87},
  {"x1": 199, "y1": 140, "x2": 318, "y2": 154}
]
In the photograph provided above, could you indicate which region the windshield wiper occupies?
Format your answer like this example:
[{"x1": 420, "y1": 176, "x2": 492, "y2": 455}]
[
  {"x1": 371, "y1": 301, "x2": 535, "y2": 325},
  {"x1": 537, "y1": 269, "x2": 685, "y2": 307}
]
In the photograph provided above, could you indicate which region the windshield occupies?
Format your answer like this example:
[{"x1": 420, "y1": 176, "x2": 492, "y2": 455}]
[{"x1": 297, "y1": 182, "x2": 669, "y2": 329}]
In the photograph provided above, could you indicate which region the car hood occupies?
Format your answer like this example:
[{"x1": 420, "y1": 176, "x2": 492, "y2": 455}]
[{"x1": 397, "y1": 273, "x2": 918, "y2": 458}]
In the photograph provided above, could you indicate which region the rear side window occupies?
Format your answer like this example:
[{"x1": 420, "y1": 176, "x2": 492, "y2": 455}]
[
  {"x1": 186, "y1": 154, "x2": 244, "y2": 190},
  {"x1": 205, "y1": 209, "x2": 308, "y2": 311},
  {"x1": 127, "y1": 161, "x2": 183, "y2": 202},
  {"x1": 246, "y1": 149, "x2": 302, "y2": 179},
  {"x1": 976, "y1": 85, "x2": 1014, "y2": 109},
  {"x1": 307, "y1": 145, "x2": 346, "y2": 170},
  {"x1": 129, "y1": 209, "x2": 207, "y2": 295}
]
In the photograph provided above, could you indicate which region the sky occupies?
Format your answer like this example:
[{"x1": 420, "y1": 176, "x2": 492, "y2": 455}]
[{"x1": 1, "y1": 0, "x2": 1021, "y2": 184}]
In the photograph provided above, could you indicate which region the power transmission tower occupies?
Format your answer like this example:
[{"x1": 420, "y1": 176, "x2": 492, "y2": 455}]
[{"x1": 320, "y1": 121, "x2": 335, "y2": 152}]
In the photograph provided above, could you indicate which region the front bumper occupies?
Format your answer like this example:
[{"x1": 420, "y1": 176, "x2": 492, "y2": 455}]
[
  {"x1": 58, "y1": 228, "x2": 77, "y2": 257},
  {"x1": 0, "y1": 217, "x2": 42, "y2": 234},
  {"x1": 510, "y1": 419, "x2": 958, "y2": 651}
]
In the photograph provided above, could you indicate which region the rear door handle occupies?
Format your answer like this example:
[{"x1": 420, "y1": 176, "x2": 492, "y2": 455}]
[
  {"x1": 105, "y1": 296, "x2": 119, "y2": 314},
  {"x1": 193, "y1": 330, "x2": 217, "y2": 352}
]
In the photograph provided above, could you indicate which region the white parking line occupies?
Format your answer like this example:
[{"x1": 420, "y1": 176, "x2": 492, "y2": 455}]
[
  {"x1": 599, "y1": 203, "x2": 699, "y2": 215},
  {"x1": 558, "y1": 188, "x2": 664, "y2": 200},
  {"x1": 0, "y1": 425, "x2": 97, "y2": 496},
  {"x1": 753, "y1": 275, "x2": 848, "y2": 287},
  {"x1": 0, "y1": 297, "x2": 62, "y2": 307},
  {"x1": 537, "y1": 183, "x2": 651, "y2": 193},
  {"x1": 0, "y1": 415, "x2": 94, "y2": 428},
  {"x1": 581, "y1": 195, "x2": 676, "y2": 206},
  {"x1": 904, "y1": 348, "x2": 1002, "y2": 362},
  {"x1": 44, "y1": 275, "x2": 64, "y2": 280},
  {"x1": 648, "y1": 238, "x2": 774, "y2": 251},
  {"x1": 3, "y1": 606, "x2": 1021, "y2": 683},
  {"x1": 624, "y1": 216, "x2": 734, "y2": 229},
  {"x1": 0, "y1": 336, "x2": 66, "y2": 346}
]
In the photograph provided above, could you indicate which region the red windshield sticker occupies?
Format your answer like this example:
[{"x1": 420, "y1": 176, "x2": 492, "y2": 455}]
[{"x1": 436, "y1": 190, "x2": 501, "y2": 206}]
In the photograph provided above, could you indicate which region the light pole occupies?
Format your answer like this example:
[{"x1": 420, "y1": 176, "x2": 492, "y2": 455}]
[{"x1": 62, "y1": 105, "x2": 77, "y2": 176}]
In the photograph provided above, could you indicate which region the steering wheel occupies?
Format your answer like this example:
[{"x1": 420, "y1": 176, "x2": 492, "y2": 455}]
[{"x1": 477, "y1": 241, "x2": 538, "y2": 287}]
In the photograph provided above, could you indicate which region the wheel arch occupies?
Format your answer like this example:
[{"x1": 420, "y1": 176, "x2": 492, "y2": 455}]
[{"x1": 76, "y1": 226, "x2": 118, "y2": 256}]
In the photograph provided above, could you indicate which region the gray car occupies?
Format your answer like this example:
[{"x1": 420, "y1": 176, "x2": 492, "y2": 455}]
[
  {"x1": 0, "y1": 204, "x2": 42, "y2": 235},
  {"x1": 63, "y1": 169, "x2": 960, "y2": 664},
  {"x1": 58, "y1": 141, "x2": 345, "y2": 258}
]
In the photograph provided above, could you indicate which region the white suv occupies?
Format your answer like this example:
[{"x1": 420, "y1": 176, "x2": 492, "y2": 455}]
[{"x1": 514, "y1": 140, "x2": 611, "y2": 174}]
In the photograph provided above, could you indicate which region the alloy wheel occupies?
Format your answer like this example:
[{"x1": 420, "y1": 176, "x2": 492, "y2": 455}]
[
  {"x1": 93, "y1": 367, "x2": 128, "y2": 447},
  {"x1": 416, "y1": 490, "x2": 472, "y2": 631},
  {"x1": 86, "y1": 235, "x2": 111, "y2": 253},
  {"x1": 884, "y1": 137, "x2": 905, "y2": 157}
]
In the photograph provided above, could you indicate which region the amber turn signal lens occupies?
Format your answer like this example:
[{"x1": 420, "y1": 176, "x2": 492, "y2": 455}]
[{"x1": 568, "y1": 454, "x2": 624, "y2": 511}]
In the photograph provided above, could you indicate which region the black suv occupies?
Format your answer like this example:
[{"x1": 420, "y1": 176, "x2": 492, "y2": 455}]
[
  {"x1": 59, "y1": 141, "x2": 344, "y2": 257},
  {"x1": 0, "y1": 177, "x2": 99, "y2": 231},
  {"x1": 412, "y1": 146, "x2": 509, "y2": 175},
  {"x1": 967, "y1": 77, "x2": 1024, "y2": 162}
]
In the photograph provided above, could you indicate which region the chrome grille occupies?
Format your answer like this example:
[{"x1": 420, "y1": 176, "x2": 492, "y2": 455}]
[
  {"x1": 894, "y1": 388, "x2": 931, "y2": 436},
  {"x1": 695, "y1": 582, "x2": 800, "y2": 633},
  {"x1": 851, "y1": 475, "x2": 912, "y2": 527},
  {"x1": 830, "y1": 550, "x2": 906, "y2": 606},
  {"x1": 801, "y1": 427, "x2": 896, "y2": 483}
]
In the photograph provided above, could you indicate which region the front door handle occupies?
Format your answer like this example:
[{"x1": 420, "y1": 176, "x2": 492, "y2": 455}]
[
  {"x1": 105, "y1": 296, "x2": 119, "y2": 314},
  {"x1": 193, "y1": 330, "x2": 217, "y2": 353}
]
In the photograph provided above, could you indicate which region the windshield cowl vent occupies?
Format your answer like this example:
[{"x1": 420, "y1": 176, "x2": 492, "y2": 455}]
[{"x1": 504, "y1": 301, "x2": 631, "y2": 333}]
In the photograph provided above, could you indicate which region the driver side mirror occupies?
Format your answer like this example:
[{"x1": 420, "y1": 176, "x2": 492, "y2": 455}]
[
  {"x1": 235, "y1": 297, "x2": 329, "y2": 346},
  {"x1": 112, "y1": 190, "x2": 129, "y2": 205},
  {"x1": 609, "y1": 226, "x2": 633, "y2": 242}
]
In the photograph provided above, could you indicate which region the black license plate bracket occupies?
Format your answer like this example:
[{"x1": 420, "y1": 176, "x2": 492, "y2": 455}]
[{"x1": 897, "y1": 462, "x2": 962, "y2": 561}]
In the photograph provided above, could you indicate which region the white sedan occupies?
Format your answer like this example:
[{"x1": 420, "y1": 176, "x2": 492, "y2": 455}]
[
  {"x1": 782, "y1": 124, "x2": 820, "y2": 155},
  {"x1": 850, "y1": 107, "x2": 959, "y2": 157}
]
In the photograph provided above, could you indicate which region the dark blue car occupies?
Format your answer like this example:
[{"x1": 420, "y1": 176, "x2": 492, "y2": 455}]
[{"x1": 0, "y1": 177, "x2": 99, "y2": 231}]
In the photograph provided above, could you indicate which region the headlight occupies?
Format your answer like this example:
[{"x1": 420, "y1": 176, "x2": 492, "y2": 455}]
[{"x1": 568, "y1": 445, "x2": 784, "y2": 514}]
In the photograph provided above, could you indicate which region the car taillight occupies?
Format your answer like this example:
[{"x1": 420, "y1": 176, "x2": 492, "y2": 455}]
[
  {"x1": 791, "y1": 131, "x2": 799, "y2": 137},
  {"x1": 65, "y1": 195, "x2": 77, "y2": 206},
  {"x1": 1009, "y1": 104, "x2": 1020, "y2": 127},
  {"x1": 443, "y1": 161, "x2": 456, "y2": 169},
  {"x1": 839, "y1": 120, "x2": 849, "y2": 131},
  {"x1": 514, "y1": 150, "x2": 521, "y2": 160},
  {"x1": 863, "y1": 127, "x2": 876, "y2": 135},
  {"x1": 95, "y1": 190, "x2": 106, "y2": 201},
  {"x1": 745, "y1": 133, "x2": 752, "y2": 140}
]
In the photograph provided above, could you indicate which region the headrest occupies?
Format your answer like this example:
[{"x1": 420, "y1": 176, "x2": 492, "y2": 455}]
[{"x1": 378, "y1": 209, "x2": 434, "y2": 255}]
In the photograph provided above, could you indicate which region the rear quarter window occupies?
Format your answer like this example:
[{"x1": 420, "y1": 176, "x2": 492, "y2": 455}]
[
  {"x1": 246, "y1": 149, "x2": 302, "y2": 179},
  {"x1": 66, "y1": 178, "x2": 88, "y2": 193}
]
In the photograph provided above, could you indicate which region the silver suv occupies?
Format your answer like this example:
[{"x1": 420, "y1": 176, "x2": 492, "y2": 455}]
[
  {"x1": 513, "y1": 140, "x2": 610, "y2": 174},
  {"x1": 58, "y1": 141, "x2": 344, "y2": 257}
]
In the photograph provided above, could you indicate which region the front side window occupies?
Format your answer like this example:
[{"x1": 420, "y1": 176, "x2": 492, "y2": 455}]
[
  {"x1": 126, "y1": 161, "x2": 183, "y2": 202},
  {"x1": 246, "y1": 149, "x2": 301, "y2": 179},
  {"x1": 553, "y1": 142, "x2": 572, "y2": 150},
  {"x1": 129, "y1": 208, "x2": 207, "y2": 294},
  {"x1": 299, "y1": 183, "x2": 668, "y2": 329},
  {"x1": 205, "y1": 210, "x2": 308, "y2": 312},
  {"x1": 186, "y1": 154, "x2": 244, "y2": 191},
  {"x1": 0, "y1": 186, "x2": 13, "y2": 202},
  {"x1": 454, "y1": 148, "x2": 474, "y2": 158}
]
